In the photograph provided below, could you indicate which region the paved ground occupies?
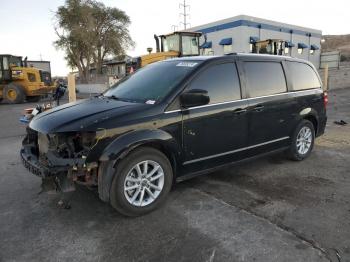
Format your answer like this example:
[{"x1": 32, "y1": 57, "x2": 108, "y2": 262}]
[{"x1": 0, "y1": 89, "x2": 349, "y2": 262}]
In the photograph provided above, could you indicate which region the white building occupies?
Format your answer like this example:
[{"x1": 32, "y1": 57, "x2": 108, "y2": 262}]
[
  {"x1": 27, "y1": 60, "x2": 51, "y2": 73},
  {"x1": 189, "y1": 15, "x2": 322, "y2": 68}
]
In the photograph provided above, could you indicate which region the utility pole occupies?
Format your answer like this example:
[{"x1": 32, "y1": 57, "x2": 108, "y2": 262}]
[{"x1": 179, "y1": 0, "x2": 190, "y2": 30}]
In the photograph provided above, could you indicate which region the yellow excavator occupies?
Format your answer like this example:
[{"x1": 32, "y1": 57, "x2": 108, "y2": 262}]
[
  {"x1": 0, "y1": 54, "x2": 55, "y2": 103},
  {"x1": 126, "y1": 31, "x2": 202, "y2": 73}
]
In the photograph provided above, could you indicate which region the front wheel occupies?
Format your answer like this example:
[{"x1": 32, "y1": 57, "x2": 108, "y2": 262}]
[
  {"x1": 4, "y1": 84, "x2": 25, "y2": 103},
  {"x1": 287, "y1": 120, "x2": 315, "y2": 161},
  {"x1": 110, "y1": 147, "x2": 173, "y2": 216}
]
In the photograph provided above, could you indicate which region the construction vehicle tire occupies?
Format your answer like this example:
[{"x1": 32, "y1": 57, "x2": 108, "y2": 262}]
[{"x1": 4, "y1": 83, "x2": 25, "y2": 104}]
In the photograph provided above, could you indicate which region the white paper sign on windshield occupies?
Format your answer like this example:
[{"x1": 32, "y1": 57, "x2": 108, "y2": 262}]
[{"x1": 176, "y1": 62, "x2": 198, "y2": 67}]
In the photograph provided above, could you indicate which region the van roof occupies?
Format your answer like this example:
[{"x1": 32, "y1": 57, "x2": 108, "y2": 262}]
[{"x1": 171, "y1": 53, "x2": 310, "y2": 64}]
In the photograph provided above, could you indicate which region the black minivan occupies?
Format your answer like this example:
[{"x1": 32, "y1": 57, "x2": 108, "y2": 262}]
[{"x1": 21, "y1": 54, "x2": 327, "y2": 216}]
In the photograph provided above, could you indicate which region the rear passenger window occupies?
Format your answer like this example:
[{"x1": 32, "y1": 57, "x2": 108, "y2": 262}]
[
  {"x1": 189, "y1": 63, "x2": 241, "y2": 104},
  {"x1": 244, "y1": 62, "x2": 287, "y2": 97},
  {"x1": 287, "y1": 62, "x2": 321, "y2": 90}
]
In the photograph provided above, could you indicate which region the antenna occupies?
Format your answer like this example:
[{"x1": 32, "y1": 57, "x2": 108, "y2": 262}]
[{"x1": 179, "y1": 0, "x2": 190, "y2": 30}]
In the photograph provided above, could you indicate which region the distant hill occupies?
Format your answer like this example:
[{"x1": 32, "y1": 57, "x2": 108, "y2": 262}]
[{"x1": 321, "y1": 35, "x2": 350, "y2": 60}]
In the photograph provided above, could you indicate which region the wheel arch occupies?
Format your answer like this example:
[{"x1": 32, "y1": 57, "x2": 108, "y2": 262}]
[
  {"x1": 296, "y1": 107, "x2": 319, "y2": 136},
  {"x1": 303, "y1": 114, "x2": 318, "y2": 135},
  {"x1": 96, "y1": 129, "x2": 181, "y2": 202}
]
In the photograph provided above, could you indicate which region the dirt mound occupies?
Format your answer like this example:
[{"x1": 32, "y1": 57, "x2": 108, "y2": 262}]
[{"x1": 322, "y1": 35, "x2": 350, "y2": 60}]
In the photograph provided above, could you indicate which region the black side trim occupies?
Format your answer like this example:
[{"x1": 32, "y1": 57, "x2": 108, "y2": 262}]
[{"x1": 176, "y1": 146, "x2": 289, "y2": 182}]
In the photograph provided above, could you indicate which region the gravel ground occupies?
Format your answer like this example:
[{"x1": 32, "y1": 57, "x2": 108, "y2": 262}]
[{"x1": 0, "y1": 88, "x2": 349, "y2": 262}]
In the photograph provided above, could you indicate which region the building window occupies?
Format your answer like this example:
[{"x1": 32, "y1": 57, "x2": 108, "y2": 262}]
[
  {"x1": 223, "y1": 44, "x2": 233, "y2": 54},
  {"x1": 219, "y1": 38, "x2": 233, "y2": 54},
  {"x1": 310, "y1": 45, "x2": 319, "y2": 55},
  {"x1": 203, "y1": 48, "x2": 213, "y2": 55},
  {"x1": 297, "y1": 43, "x2": 308, "y2": 55},
  {"x1": 200, "y1": 41, "x2": 212, "y2": 55},
  {"x1": 284, "y1": 47, "x2": 289, "y2": 54}
]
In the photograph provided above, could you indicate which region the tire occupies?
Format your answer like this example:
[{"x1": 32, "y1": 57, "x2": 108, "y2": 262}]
[
  {"x1": 4, "y1": 83, "x2": 25, "y2": 103},
  {"x1": 286, "y1": 120, "x2": 315, "y2": 161},
  {"x1": 26, "y1": 96, "x2": 41, "y2": 102},
  {"x1": 110, "y1": 147, "x2": 173, "y2": 216}
]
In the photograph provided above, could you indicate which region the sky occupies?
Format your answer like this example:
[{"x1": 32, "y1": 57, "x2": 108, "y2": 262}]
[{"x1": 0, "y1": 0, "x2": 348, "y2": 76}]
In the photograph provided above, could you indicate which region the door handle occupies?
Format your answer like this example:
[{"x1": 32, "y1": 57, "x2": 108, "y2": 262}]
[
  {"x1": 252, "y1": 105, "x2": 264, "y2": 112},
  {"x1": 233, "y1": 108, "x2": 247, "y2": 114}
]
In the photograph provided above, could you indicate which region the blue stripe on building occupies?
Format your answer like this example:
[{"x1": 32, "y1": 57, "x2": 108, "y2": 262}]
[{"x1": 196, "y1": 19, "x2": 321, "y2": 38}]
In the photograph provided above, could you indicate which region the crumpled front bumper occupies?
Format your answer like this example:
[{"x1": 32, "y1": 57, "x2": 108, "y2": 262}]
[
  {"x1": 21, "y1": 145, "x2": 77, "y2": 193},
  {"x1": 20, "y1": 145, "x2": 69, "y2": 178}
]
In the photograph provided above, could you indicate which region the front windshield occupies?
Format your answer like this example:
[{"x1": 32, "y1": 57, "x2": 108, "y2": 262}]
[
  {"x1": 104, "y1": 60, "x2": 200, "y2": 103},
  {"x1": 162, "y1": 34, "x2": 180, "y2": 52},
  {"x1": 9, "y1": 56, "x2": 22, "y2": 67}
]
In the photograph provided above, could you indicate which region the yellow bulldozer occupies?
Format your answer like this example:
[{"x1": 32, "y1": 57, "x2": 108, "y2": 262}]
[
  {"x1": 126, "y1": 31, "x2": 202, "y2": 73},
  {"x1": 0, "y1": 54, "x2": 55, "y2": 103}
]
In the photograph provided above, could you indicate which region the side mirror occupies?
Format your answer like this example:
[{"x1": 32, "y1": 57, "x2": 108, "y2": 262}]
[{"x1": 180, "y1": 89, "x2": 210, "y2": 108}]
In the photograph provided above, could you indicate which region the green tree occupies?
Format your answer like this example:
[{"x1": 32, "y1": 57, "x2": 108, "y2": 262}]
[{"x1": 54, "y1": 0, "x2": 134, "y2": 82}]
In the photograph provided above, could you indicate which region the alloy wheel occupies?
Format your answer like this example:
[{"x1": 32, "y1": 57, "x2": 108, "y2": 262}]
[
  {"x1": 123, "y1": 160, "x2": 165, "y2": 207},
  {"x1": 296, "y1": 126, "x2": 313, "y2": 155}
]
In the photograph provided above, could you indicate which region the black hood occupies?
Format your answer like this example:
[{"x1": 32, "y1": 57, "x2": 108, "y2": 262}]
[{"x1": 29, "y1": 97, "x2": 150, "y2": 134}]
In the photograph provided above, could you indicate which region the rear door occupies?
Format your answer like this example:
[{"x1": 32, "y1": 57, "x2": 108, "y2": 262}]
[
  {"x1": 182, "y1": 61, "x2": 249, "y2": 171},
  {"x1": 242, "y1": 60, "x2": 296, "y2": 152}
]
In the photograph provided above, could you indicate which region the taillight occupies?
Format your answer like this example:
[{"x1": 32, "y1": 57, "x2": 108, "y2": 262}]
[{"x1": 323, "y1": 91, "x2": 328, "y2": 108}]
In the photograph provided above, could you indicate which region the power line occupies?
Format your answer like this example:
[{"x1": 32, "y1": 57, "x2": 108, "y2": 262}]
[{"x1": 179, "y1": 0, "x2": 190, "y2": 30}]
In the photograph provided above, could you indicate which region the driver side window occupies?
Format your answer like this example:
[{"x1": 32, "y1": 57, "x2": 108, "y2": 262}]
[{"x1": 188, "y1": 63, "x2": 241, "y2": 104}]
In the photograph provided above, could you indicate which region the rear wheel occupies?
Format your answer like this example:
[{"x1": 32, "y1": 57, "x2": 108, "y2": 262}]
[
  {"x1": 4, "y1": 83, "x2": 25, "y2": 103},
  {"x1": 110, "y1": 147, "x2": 173, "y2": 216},
  {"x1": 287, "y1": 120, "x2": 315, "y2": 161}
]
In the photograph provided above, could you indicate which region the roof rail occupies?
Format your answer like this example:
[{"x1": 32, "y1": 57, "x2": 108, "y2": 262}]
[{"x1": 225, "y1": 52, "x2": 238, "y2": 56}]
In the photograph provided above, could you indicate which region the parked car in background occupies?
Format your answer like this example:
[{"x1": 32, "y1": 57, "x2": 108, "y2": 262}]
[{"x1": 21, "y1": 54, "x2": 327, "y2": 216}]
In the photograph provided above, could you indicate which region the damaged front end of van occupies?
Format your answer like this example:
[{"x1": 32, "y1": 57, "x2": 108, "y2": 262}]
[{"x1": 20, "y1": 96, "x2": 152, "y2": 194}]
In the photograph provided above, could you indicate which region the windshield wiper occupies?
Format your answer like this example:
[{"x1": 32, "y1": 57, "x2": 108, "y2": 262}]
[
  {"x1": 105, "y1": 95, "x2": 120, "y2": 100},
  {"x1": 104, "y1": 95, "x2": 142, "y2": 103}
]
